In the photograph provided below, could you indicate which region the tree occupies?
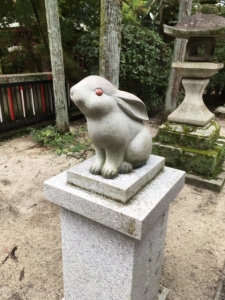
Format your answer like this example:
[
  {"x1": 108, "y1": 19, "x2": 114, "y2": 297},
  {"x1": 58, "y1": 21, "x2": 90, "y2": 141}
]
[
  {"x1": 99, "y1": 0, "x2": 122, "y2": 88},
  {"x1": 44, "y1": 0, "x2": 69, "y2": 133}
]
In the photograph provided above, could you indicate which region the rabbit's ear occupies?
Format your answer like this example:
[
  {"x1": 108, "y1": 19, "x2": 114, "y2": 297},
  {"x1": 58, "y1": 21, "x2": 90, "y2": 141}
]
[{"x1": 115, "y1": 90, "x2": 149, "y2": 121}]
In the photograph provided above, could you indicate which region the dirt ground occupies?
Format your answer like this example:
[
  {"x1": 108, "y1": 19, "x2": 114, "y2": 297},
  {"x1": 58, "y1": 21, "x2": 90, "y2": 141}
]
[{"x1": 0, "y1": 116, "x2": 225, "y2": 300}]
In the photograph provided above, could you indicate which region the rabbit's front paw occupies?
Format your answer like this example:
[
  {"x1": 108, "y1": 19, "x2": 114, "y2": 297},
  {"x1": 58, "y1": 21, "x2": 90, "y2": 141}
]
[
  {"x1": 101, "y1": 165, "x2": 118, "y2": 179},
  {"x1": 90, "y1": 164, "x2": 102, "y2": 175}
]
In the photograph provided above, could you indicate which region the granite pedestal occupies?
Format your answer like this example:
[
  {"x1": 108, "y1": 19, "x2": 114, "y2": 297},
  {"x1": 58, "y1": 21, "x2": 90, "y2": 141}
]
[{"x1": 44, "y1": 155, "x2": 185, "y2": 300}]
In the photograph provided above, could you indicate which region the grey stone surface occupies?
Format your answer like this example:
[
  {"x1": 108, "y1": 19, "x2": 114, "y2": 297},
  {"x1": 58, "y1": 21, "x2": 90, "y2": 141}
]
[
  {"x1": 67, "y1": 155, "x2": 165, "y2": 203},
  {"x1": 160, "y1": 121, "x2": 217, "y2": 137},
  {"x1": 44, "y1": 158, "x2": 184, "y2": 300},
  {"x1": 164, "y1": 14, "x2": 225, "y2": 38},
  {"x1": 70, "y1": 75, "x2": 152, "y2": 179},
  {"x1": 60, "y1": 206, "x2": 169, "y2": 300},
  {"x1": 172, "y1": 62, "x2": 223, "y2": 78},
  {"x1": 44, "y1": 163, "x2": 185, "y2": 240},
  {"x1": 168, "y1": 78, "x2": 215, "y2": 126}
]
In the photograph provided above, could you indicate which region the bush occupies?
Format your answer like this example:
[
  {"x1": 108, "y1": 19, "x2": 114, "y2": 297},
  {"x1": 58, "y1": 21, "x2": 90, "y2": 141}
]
[
  {"x1": 29, "y1": 125, "x2": 93, "y2": 156},
  {"x1": 120, "y1": 25, "x2": 172, "y2": 112},
  {"x1": 73, "y1": 25, "x2": 172, "y2": 113}
]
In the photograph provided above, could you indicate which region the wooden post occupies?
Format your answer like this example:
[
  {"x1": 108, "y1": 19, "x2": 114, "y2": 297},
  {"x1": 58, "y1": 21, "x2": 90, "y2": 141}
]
[
  {"x1": 44, "y1": 0, "x2": 69, "y2": 133},
  {"x1": 99, "y1": 0, "x2": 122, "y2": 88}
]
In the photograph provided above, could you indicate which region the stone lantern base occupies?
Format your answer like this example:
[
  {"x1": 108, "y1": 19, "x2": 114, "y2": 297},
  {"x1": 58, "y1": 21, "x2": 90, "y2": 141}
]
[{"x1": 152, "y1": 120, "x2": 225, "y2": 192}]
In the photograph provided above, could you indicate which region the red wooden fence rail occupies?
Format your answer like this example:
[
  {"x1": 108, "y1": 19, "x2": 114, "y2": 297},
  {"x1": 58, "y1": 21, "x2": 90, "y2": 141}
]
[{"x1": 0, "y1": 73, "x2": 79, "y2": 132}]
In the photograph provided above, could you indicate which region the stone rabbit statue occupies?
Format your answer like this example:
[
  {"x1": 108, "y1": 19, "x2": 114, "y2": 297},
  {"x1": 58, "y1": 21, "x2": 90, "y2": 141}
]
[{"x1": 70, "y1": 75, "x2": 152, "y2": 179}]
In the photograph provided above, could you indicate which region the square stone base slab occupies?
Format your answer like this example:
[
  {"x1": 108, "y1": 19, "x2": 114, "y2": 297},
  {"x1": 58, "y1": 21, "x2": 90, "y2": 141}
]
[
  {"x1": 185, "y1": 162, "x2": 225, "y2": 192},
  {"x1": 44, "y1": 162, "x2": 185, "y2": 240},
  {"x1": 67, "y1": 155, "x2": 165, "y2": 203}
]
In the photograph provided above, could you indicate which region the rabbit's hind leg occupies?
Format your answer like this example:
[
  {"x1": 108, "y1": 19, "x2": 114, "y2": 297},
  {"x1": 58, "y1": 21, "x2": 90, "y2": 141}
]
[
  {"x1": 119, "y1": 162, "x2": 133, "y2": 174},
  {"x1": 125, "y1": 126, "x2": 152, "y2": 168},
  {"x1": 90, "y1": 147, "x2": 105, "y2": 175}
]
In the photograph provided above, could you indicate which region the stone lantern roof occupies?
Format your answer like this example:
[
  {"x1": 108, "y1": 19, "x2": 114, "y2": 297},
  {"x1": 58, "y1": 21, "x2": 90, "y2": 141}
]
[{"x1": 164, "y1": 14, "x2": 225, "y2": 38}]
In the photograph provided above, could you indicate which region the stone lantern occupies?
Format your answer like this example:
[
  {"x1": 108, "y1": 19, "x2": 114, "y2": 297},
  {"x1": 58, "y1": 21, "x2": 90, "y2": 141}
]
[
  {"x1": 153, "y1": 14, "x2": 225, "y2": 191},
  {"x1": 164, "y1": 14, "x2": 224, "y2": 126}
]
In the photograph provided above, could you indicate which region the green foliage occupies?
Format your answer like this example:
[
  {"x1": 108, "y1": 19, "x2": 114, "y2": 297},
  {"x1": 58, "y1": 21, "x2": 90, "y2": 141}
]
[
  {"x1": 0, "y1": 0, "x2": 49, "y2": 74},
  {"x1": 204, "y1": 39, "x2": 225, "y2": 95},
  {"x1": 73, "y1": 24, "x2": 172, "y2": 113},
  {"x1": 0, "y1": 0, "x2": 33, "y2": 28},
  {"x1": 58, "y1": 0, "x2": 100, "y2": 32},
  {"x1": 120, "y1": 24, "x2": 172, "y2": 111},
  {"x1": 74, "y1": 30, "x2": 100, "y2": 75},
  {"x1": 122, "y1": 0, "x2": 151, "y2": 25},
  {"x1": 0, "y1": 0, "x2": 99, "y2": 77},
  {"x1": 122, "y1": 0, "x2": 179, "y2": 29},
  {"x1": 29, "y1": 125, "x2": 93, "y2": 156}
]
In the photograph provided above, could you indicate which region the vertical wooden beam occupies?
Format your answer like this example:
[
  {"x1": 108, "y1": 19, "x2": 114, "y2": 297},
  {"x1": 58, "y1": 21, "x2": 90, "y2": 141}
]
[
  {"x1": 99, "y1": 0, "x2": 122, "y2": 88},
  {"x1": 44, "y1": 0, "x2": 69, "y2": 133}
]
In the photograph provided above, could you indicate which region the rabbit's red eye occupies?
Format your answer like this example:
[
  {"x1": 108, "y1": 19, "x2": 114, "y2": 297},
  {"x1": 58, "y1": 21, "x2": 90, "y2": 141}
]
[{"x1": 95, "y1": 88, "x2": 103, "y2": 96}]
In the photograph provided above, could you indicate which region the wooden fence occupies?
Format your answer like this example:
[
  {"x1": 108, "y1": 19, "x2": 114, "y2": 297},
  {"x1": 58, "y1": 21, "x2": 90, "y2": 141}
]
[{"x1": 0, "y1": 73, "x2": 79, "y2": 132}]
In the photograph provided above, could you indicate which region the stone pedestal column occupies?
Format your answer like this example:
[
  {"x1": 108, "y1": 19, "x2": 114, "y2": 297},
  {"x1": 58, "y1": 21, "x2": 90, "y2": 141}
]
[
  {"x1": 44, "y1": 155, "x2": 185, "y2": 300},
  {"x1": 168, "y1": 78, "x2": 214, "y2": 126}
]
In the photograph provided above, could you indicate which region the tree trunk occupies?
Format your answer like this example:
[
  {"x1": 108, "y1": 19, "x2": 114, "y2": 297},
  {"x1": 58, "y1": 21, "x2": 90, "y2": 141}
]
[
  {"x1": 44, "y1": 0, "x2": 69, "y2": 133},
  {"x1": 163, "y1": 0, "x2": 192, "y2": 119},
  {"x1": 99, "y1": 0, "x2": 122, "y2": 88}
]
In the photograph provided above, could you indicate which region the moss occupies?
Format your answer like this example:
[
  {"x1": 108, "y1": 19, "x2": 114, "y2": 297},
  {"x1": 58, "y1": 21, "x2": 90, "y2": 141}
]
[
  {"x1": 152, "y1": 137, "x2": 225, "y2": 178},
  {"x1": 180, "y1": 149, "x2": 217, "y2": 176},
  {"x1": 152, "y1": 144, "x2": 181, "y2": 167},
  {"x1": 214, "y1": 138, "x2": 225, "y2": 161},
  {"x1": 154, "y1": 119, "x2": 224, "y2": 178},
  {"x1": 156, "y1": 120, "x2": 220, "y2": 150}
]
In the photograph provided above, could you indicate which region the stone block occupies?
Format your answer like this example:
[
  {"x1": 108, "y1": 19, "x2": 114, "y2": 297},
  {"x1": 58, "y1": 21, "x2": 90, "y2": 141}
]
[
  {"x1": 153, "y1": 136, "x2": 225, "y2": 177},
  {"x1": 180, "y1": 148, "x2": 218, "y2": 176},
  {"x1": 67, "y1": 155, "x2": 165, "y2": 203},
  {"x1": 185, "y1": 162, "x2": 225, "y2": 192},
  {"x1": 60, "y1": 206, "x2": 168, "y2": 300},
  {"x1": 152, "y1": 142, "x2": 182, "y2": 167},
  {"x1": 44, "y1": 159, "x2": 185, "y2": 300},
  {"x1": 44, "y1": 162, "x2": 184, "y2": 241},
  {"x1": 156, "y1": 121, "x2": 220, "y2": 150}
]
